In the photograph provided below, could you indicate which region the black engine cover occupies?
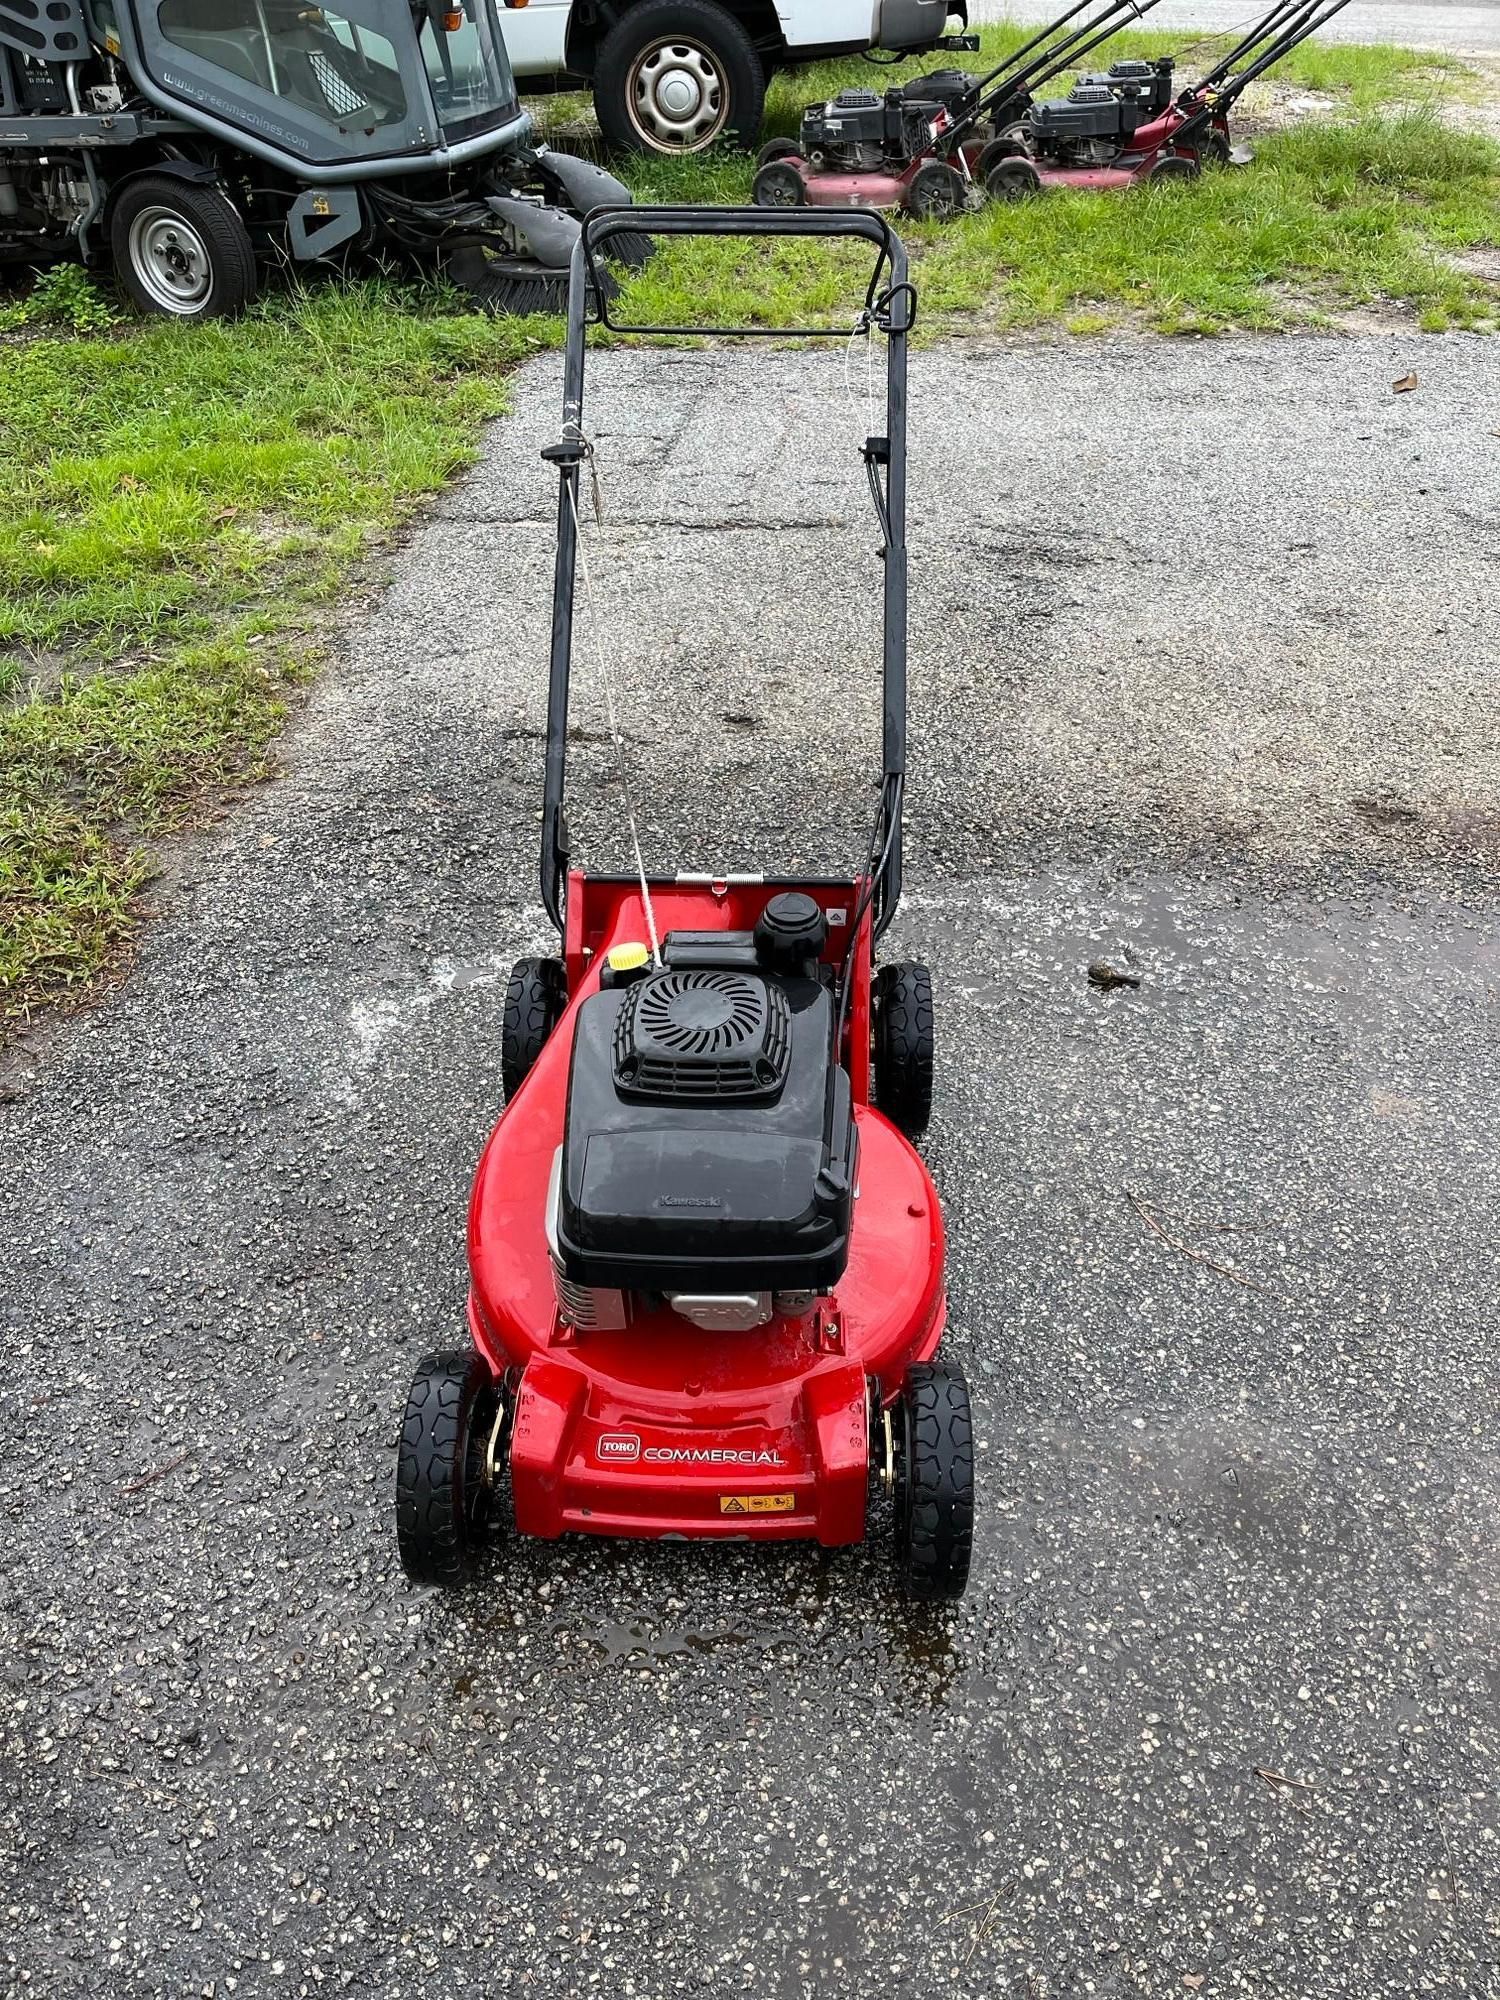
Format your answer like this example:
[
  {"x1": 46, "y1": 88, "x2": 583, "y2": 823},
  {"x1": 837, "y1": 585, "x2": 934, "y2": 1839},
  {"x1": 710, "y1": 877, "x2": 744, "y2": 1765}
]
[
  {"x1": 555, "y1": 955, "x2": 856, "y2": 1294},
  {"x1": 1029, "y1": 81, "x2": 1128, "y2": 146}
]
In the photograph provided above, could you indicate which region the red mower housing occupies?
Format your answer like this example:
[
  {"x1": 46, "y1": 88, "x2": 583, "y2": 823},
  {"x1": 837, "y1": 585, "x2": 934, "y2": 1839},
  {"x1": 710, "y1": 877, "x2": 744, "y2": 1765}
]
[{"x1": 468, "y1": 874, "x2": 946, "y2": 1547}]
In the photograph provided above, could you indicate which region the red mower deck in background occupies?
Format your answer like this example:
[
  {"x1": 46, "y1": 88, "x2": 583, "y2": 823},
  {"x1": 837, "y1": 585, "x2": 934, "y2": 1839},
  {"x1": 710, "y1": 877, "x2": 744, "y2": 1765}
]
[{"x1": 396, "y1": 208, "x2": 975, "y2": 1602}]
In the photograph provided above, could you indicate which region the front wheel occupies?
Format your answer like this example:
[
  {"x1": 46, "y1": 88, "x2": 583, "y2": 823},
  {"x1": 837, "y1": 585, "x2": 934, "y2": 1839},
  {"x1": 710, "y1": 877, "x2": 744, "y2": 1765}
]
[
  {"x1": 904, "y1": 159, "x2": 967, "y2": 222},
  {"x1": 894, "y1": 1365, "x2": 974, "y2": 1601},
  {"x1": 593, "y1": 0, "x2": 766, "y2": 156},
  {"x1": 986, "y1": 156, "x2": 1042, "y2": 203},
  {"x1": 395, "y1": 1351, "x2": 501, "y2": 1587},
  {"x1": 752, "y1": 158, "x2": 807, "y2": 208},
  {"x1": 109, "y1": 172, "x2": 257, "y2": 322}
]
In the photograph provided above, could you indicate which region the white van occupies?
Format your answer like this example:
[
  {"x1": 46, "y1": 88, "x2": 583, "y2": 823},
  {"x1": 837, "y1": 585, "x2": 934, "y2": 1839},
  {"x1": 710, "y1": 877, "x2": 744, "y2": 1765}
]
[{"x1": 501, "y1": 0, "x2": 969, "y2": 154}]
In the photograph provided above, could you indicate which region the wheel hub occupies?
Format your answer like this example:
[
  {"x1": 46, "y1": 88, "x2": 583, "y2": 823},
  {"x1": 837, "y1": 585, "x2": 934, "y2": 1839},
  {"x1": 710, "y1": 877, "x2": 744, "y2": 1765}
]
[
  {"x1": 129, "y1": 206, "x2": 212, "y2": 314},
  {"x1": 630, "y1": 39, "x2": 726, "y2": 151}
]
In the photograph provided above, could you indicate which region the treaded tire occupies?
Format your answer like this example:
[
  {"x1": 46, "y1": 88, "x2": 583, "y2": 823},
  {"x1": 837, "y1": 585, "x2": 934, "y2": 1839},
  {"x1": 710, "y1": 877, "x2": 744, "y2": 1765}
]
[
  {"x1": 594, "y1": 0, "x2": 765, "y2": 156},
  {"x1": 501, "y1": 956, "x2": 567, "y2": 1103},
  {"x1": 109, "y1": 172, "x2": 257, "y2": 322},
  {"x1": 873, "y1": 961, "x2": 934, "y2": 1138},
  {"x1": 1145, "y1": 152, "x2": 1199, "y2": 185},
  {"x1": 395, "y1": 1350, "x2": 499, "y2": 1587},
  {"x1": 905, "y1": 159, "x2": 966, "y2": 222},
  {"x1": 894, "y1": 1364, "x2": 974, "y2": 1601},
  {"x1": 986, "y1": 156, "x2": 1042, "y2": 203},
  {"x1": 756, "y1": 135, "x2": 802, "y2": 169}
]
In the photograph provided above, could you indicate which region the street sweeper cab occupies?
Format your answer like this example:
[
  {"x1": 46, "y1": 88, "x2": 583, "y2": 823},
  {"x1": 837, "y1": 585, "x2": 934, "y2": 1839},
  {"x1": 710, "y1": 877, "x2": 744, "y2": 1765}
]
[{"x1": 0, "y1": 0, "x2": 640, "y2": 316}]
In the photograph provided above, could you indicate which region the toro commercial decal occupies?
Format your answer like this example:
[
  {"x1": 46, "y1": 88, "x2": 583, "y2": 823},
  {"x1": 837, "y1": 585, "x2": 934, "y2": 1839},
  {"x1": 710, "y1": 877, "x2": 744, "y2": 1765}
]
[{"x1": 595, "y1": 1432, "x2": 785, "y2": 1467}]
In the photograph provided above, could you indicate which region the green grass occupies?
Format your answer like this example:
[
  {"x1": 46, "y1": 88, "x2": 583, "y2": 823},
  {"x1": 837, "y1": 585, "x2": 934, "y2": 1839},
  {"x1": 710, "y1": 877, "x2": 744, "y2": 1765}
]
[
  {"x1": 0, "y1": 282, "x2": 557, "y2": 1019},
  {"x1": 2, "y1": 30, "x2": 1496, "y2": 1026},
  {"x1": 602, "y1": 30, "x2": 1500, "y2": 336}
]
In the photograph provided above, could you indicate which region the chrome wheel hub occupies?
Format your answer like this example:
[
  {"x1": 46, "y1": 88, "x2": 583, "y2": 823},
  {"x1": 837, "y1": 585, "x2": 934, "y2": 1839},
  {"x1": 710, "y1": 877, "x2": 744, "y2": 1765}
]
[
  {"x1": 628, "y1": 39, "x2": 727, "y2": 152},
  {"x1": 128, "y1": 206, "x2": 212, "y2": 314}
]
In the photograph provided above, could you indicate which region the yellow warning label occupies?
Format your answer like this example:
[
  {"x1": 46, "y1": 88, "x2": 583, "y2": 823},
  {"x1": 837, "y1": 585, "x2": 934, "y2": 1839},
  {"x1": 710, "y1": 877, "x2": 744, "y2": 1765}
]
[{"x1": 720, "y1": 1493, "x2": 795, "y2": 1515}]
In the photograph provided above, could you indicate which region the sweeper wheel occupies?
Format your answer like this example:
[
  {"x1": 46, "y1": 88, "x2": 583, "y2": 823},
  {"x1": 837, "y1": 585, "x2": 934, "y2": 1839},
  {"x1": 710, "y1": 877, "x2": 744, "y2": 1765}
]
[
  {"x1": 110, "y1": 172, "x2": 257, "y2": 322},
  {"x1": 396, "y1": 1350, "x2": 502, "y2": 1587},
  {"x1": 873, "y1": 961, "x2": 934, "y2": 1138},
  {"x1": 986, "y1": 156, "x2": 1042, "y2": 203},
  {"x1": 893, "y1": 1365, "x2": 974, "y2": 1601},
  {"x1": 501, "y1": 956, "x2": 568, "y2": 1102},
  {"x1": 905, "y1": 160, "x2": 967, "y2": 222},
  {"x1": 752, "y1": 159, "x2": 807, "y2": 208}
]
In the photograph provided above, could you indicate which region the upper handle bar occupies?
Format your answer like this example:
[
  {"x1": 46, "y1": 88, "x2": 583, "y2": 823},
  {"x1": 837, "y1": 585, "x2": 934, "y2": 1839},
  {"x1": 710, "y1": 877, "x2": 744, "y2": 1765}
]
[{"x1": 577, "y1": 205, "x2": 913, "y2": 340}]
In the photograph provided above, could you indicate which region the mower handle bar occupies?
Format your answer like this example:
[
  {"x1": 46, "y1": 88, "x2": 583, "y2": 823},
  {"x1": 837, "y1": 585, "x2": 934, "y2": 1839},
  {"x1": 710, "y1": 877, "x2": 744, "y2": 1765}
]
[
  {"x1": 1189, "y1": 0, "x2": 1356, "y2": 106},
  {"x1": 1191, "y1": 0, "x2": 1312, "y2": 89},
  {"x1": 539, "y1": 207, "x2": 912, "y2": 939},
  {"x1": 973, "y1": 0, "x2": 1165, "y2": 115}
]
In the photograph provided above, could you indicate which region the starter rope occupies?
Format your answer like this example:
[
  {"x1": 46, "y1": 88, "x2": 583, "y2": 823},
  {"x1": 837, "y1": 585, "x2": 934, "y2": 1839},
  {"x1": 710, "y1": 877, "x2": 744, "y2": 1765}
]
[{"x1": 561, "y1": 420, "x2": 662, "y2": 964}]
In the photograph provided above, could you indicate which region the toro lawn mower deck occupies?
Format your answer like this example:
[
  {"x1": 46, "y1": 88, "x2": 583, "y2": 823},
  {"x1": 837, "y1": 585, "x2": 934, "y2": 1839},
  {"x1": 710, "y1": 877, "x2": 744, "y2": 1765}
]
[{"x1": 396, "y1": 208, "x2": 975, "y2": 1602}]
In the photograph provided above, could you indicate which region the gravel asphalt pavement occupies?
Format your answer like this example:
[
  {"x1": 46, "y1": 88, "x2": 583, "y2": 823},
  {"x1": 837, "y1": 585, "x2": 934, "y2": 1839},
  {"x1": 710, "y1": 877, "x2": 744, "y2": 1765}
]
[
  {"x1": 3, "y1": 329, "x2": 1499, "y2": 1997},
  {"x1": 970, "y1": 0, "x2": 1500, "y2": 57}
]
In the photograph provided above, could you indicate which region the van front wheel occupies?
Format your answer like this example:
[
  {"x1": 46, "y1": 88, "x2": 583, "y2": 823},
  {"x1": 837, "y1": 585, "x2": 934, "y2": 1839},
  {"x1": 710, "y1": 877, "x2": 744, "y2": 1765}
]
[{"x1": 594, "y1": 0, "x2": 766, "y2": 155}]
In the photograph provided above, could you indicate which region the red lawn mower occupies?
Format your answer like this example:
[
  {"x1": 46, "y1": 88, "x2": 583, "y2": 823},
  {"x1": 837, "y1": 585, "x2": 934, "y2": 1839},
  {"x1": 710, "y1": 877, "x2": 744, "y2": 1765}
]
[
  {"x1": 396, "y1": 207, "x2": 975, "y2": 1602},
  {"x1": 999, "y1": 0, "x2": 1360, "y2": 197},
  {"x1": 751, "y1": 0, "x2": 1165, "y2": 219}
]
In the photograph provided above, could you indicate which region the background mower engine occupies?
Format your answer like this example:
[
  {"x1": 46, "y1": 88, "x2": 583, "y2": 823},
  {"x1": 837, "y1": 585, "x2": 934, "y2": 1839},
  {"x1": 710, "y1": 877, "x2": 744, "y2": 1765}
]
[{"x1": 0, "y1": 0, "x2": 648, "y2": 320}]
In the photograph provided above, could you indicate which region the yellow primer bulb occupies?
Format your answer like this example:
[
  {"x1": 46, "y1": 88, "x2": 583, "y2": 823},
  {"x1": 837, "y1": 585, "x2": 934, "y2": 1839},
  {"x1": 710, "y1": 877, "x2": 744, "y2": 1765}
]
[{"x1": 606, "y1": 941, "x2": 651, "y2": 975}]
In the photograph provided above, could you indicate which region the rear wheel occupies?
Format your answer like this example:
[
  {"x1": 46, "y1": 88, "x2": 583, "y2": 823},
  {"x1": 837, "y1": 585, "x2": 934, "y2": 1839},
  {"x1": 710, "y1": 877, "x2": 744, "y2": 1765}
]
[
  {"x1": 873, "y1": 961, "x2": 934, "y2": 1138},
  {"x1": 395, "y1": 1351, "x2": 501, "y2": 1587},
  {"x1": 894, "y1": 1365, "x2": 974, "y2": 1601},
  {"x1": 594, "y1": 0, "x2": 766, "y2": 156},
  {"x1": 109, "y1": 172, "x2": 257, "y2": 322},
  {"x1": 501, "y1": 956, "x2": 567, "y2": 1102},
  {"x1": 756, "y1": 135, "x2": 802, "y2": 169}
]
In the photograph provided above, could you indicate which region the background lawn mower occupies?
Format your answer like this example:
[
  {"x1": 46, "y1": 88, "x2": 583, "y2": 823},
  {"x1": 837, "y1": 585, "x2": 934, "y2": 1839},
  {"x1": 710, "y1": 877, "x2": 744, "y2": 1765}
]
[
  {"x1": 396, "y1": 206, "x2": 976, "y2": 1602},
  {"x1": 1009, "y1": 0, "x2": 1360, "y2": 196},
  {"x1": 0, "y1": 0, "x2": 646, "y2": 320},
  {"x1": 751, "y1": 0, "x2": 1164, "y2": 220}
]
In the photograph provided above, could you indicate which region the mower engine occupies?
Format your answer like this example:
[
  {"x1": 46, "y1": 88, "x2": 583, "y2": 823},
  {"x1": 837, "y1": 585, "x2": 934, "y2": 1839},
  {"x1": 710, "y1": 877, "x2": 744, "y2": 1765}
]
[
  {"x1": 797, "y1": 87, "x2": 946, "y2": 172},
  {"x1": 548, "y1": 895, "x2": 857, "y2": 1335},
  {"x1": 1085, "y1": 57, "x2": 1176, "y2": 117},
  {"x1": 1028, "y1": 77, "x2": 1141, "y2": 163}
]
